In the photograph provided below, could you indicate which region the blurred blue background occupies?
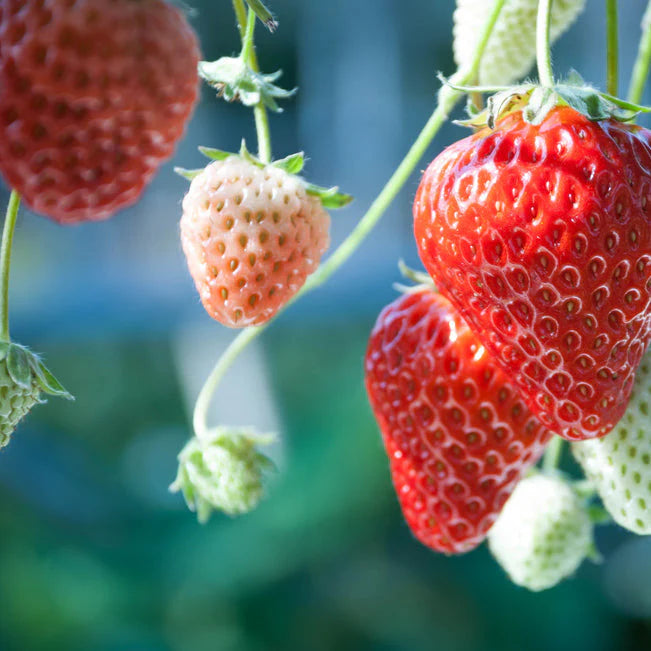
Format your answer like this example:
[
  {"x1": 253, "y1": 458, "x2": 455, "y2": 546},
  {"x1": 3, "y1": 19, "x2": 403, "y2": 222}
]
[{"x1": 1, "y1": 1, "x2": 650, "y2": 649}]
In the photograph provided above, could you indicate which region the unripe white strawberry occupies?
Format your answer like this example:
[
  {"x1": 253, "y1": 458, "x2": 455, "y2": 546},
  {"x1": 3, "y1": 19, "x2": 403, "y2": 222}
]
[
  {"x1": 488, "y1": 474, "x2": 593, "y2": 591},
  {"x1": 170, "y1": 427, "x2": 274, "y2": 520},
  {"x1": 573, "y1": 358, "x2": 651, "y2": 535},
  {"x1": 180, "y1": 154, "x2": 334, "y2": 328},
  {"x1": 453, "y1": 0, "x2": 586, "y2": 85}
]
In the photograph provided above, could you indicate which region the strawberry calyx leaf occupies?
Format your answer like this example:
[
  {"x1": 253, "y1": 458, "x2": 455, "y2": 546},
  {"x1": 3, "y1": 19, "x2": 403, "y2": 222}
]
[
  {"x1": 440, "y1": 71, "x2": 651, "y2": 129},
  {"x1": 198, "y1": 56, "x2": 295, "y2": 113},
  {"x1": 0, "y1": 341, "x2": 72, "y2": 399},
  {"x1": 175, "y1": 142, "x2": 353, "y2": 209},
  {"x1": 245, "y1": 0, "x2": 278, "y2": 32}
]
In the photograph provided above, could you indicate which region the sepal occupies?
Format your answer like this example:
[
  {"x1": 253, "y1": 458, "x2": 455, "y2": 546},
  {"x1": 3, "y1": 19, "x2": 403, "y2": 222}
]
[{"x1": 198, "y1": 56, "x2": 295, "y2": 112}]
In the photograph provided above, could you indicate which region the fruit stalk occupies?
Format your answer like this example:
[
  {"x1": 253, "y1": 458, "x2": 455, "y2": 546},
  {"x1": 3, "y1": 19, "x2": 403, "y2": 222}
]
[
  {"x1": 0, "y1": 191, "x2": 20, "y2": 342},
  {"x1": 233, "y1": 0, "x2": 272, "y2": 163},
  {"x1": 191, "y1": 0, "x2": 507, "y2": 446},
  {"x1": 536, "y1": 0, "x2": 555, "y2": 86},
  {"x1": 543, "y1": 435, "x2": 564, "y2": 472},
  {"x1": 606, "y1": 0, "x2": 619, "y2": 96},
  {"x1": 627, "y1": 1, "x2": 651, "y2": 104}
]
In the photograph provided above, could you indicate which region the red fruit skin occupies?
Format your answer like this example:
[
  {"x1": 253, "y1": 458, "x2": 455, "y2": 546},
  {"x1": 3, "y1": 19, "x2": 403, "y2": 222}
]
[
  {"x1": 364, "y1": 289, "x2": 551, "y2": 554},
  {"x1": 0, "y1": 0, "x2": 200, "y2": 223},
  {"x1": 414, "y1": 107, "x2": 651, "y2": 441}
]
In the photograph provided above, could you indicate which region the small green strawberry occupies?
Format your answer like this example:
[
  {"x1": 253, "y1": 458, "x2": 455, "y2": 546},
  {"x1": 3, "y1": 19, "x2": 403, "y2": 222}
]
[
  {"x1": 488, "y1": 474, "x2": 594, "y2": 591},
  {"x1": 453, "y1": 0, "x2": 586, "y2": 85},
  {"x1": 170, "y1": 427, "x2": 275, "y2": 521},
  {"x1": 573, "y1": 357, "x2": 651, "y2": 535},
  {"x1": 0, "y1": 341, "x2": 72, "y2": 448}
]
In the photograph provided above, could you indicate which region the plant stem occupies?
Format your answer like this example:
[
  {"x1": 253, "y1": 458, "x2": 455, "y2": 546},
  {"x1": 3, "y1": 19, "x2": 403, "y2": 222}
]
[
  {"x1": 627, "y1": 1, "x2": 651, "y2": 104},
  {"x1": 543, "y1": 435, "x2": 564, "y2": 473},
  {"x1": 193, "y1": 325, "x2": 264, "y2": 440},
  {"x1": 191, "y1": 0, "x2": 507, "y2": 438},
  {"x1": 536, "y1": 0, "x2": 555, "y2": 86},
  {"x1": 0, "y1": 191, "x2": 20, "y2": 343},
  {"x1": 235, "y1": 3, "x2": 272, "y2": 163},
  {"x1": 232, "y1": 0, "x2": 248, "y2": 38},
  {"x1": 606, "y1": 0, "x2": 619, "y2": 96}
]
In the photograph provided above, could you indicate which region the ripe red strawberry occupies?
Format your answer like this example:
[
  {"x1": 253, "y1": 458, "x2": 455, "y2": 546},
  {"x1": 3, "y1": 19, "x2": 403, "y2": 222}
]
[
  {"x1": 0, "y1": 0, "x2": 200, "y2": 223},
  {"x1": 414, "y1": 106, "x2": 651, "y2": 442},
  {"x1": 364, "y1": 288, "x2": 551, "y2": 554},
  {"x1": 180, "y1": 156, "x2": 331, "y2": 328}
]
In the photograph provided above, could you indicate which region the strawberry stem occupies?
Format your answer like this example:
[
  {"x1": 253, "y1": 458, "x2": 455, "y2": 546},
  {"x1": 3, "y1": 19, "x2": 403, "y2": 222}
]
[
  {"x1": 627, "y1": 1, "x2": 651, "y2": 104},
  {"x1": 233, "y1": 0, "x2": 273, "y2": 163},
  {"x1": 0, "y1": 191, "x2": 20, "y2": 343},
  {"x1": 606, "y1": 0, "x2": 619, "y2": 96},
  {"x1": 543, "y1": 435, "x2": 565, "y2": 472},
  {"x1": 190, "y1": 0, "x2": 508, "y2": 466},
  {"x1": 536, "y1": 0, "x2": 555, "y2": 87}
]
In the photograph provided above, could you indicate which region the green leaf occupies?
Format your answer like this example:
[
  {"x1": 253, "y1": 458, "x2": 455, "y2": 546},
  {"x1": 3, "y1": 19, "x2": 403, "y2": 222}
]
[
  {"x1": 174, "y1": 167, "x2": 203, "y2": 181},
  {"x1": 32, "y1": 360, "x2": 73, "y2": 399},
  {"x1": 6, "y1": 345, "x2": 31, "y2": 389},
  {"x1": 304, "y1": 183, "x2": 353, "y2": 210},
  {"x1": 272, "y1": 152, "x2": 305, "y2": 175},
  {"x1": 198, "y1": 147, "x2": 236, "y2": 162},
  {"x1": 245, "y1": 0, "x2": 278, "y2": 32}
]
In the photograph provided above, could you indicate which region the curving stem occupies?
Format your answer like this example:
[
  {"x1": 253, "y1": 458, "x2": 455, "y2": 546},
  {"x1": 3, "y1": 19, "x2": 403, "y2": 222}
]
[
  {"x1": 628, "y1": 1, "x2": 651, "y2": 104},
  {"x1": 606, "y1": 0, "x2": 619, "y2": 96}
]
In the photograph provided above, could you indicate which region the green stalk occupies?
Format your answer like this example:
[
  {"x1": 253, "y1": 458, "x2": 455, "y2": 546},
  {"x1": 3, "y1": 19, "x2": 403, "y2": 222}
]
[
  {"x1": 606, "y1": 0, "x2": 619, "y2": 96},
  {"x1": 536, "y1": 0, "x2": 555, "y2": 86},
  {"x1": 234, "y1": 1, "x2": 272, "y2": 163},
  {"x1": 627, "y1": 1, "x2": 651, "y2": 104},
  {"x1": 543, "y1": 435, "x2": 565, "y2": 473},
  {"x1": 0, "y1": 191, "x2": 20, "y2": 342},
  {"x1": 191, "y1": 0, "x2": 507, "y2": 437}
]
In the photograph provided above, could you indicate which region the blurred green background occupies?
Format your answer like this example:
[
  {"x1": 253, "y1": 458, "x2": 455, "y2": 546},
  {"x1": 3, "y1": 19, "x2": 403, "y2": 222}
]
[{"x1": 1, "y1": 1, "x2": 651, "y2": 650}]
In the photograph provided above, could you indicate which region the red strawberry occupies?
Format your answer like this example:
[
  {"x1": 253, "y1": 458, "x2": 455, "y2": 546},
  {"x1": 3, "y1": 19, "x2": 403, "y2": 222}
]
[
  {"x1": 180, "y1": 155, "x2": 331, "y2": 328},
  {"x1": 414, "y1": 106, "x2": 651, "y2": 441},
  {"x1": 364, "y1": 288, "x2": 551, "y2": 554},
  {"x1": 0, "y1": 0, "x2": 200, "y2": 223}
]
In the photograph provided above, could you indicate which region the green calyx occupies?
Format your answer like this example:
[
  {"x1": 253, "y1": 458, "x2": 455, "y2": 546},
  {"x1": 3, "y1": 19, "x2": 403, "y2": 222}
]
[
  {"x1": 442, "y1": 71, "x2": 650, "y2": 129},
  {"x1": 199, "y1": 56, "x2": 295, "y2": 113},
  {"x1": 170, "y1": 427, "x2": 275, "y2": 522},
  {"x1": 175, "y1": 141, "x2": 353, "y2": 210},
  {"x1": 0, "y1": 341, "x2": 72, "y2": 448}
]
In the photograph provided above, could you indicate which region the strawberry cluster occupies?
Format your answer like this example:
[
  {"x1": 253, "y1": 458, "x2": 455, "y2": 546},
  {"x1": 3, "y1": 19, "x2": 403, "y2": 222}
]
[{"x1": 365, "y1": 102, "x2": 651, "y2": 568}]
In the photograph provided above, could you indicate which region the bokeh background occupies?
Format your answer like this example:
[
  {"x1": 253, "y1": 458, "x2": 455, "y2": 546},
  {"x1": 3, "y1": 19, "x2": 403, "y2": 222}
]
[{"x1": 1, "y1": 1, "x2": 651, "y2": 649}]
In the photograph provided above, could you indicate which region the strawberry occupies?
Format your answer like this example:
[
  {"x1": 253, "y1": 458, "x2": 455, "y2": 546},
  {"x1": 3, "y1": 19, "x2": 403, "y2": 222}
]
[
  {"x1": 414, "y1": 105, "x2": 651, "y2": 441},
  {"x1": 0, "y1": 341, "x2": 71, "y2": 448},
  {"x1": 0, "y1": 0, "x2": 200, "y2": 223},
  {"x1": 573, "y1": 353, "x2": 651, "y2": 534},
  {"x1": 170, "y1": 427, "x2": 274, "y2": 520},
  {"x1": 364, "y1": 288, "x2": 551, "y2": 554},
  {"x1": 488, "y1": 474, "x2": 594, "y2": 591},
  {"x1": 180, "y1": 154, "x2": 334, "y2": 328},
  {"x1": 453, "y1": 0, "x2": 586, "y2": 86}
]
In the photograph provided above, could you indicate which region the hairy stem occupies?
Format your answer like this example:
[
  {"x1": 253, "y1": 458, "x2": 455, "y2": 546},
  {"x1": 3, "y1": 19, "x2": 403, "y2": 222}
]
[
  {"x1": 627, "y1": 1, "x2": 651, "y2": 104},
  {"x1": 191, "y1": 0, "x2": 507, "y2": 438},
  {"x1": 536, "y1": 0, "x2": 555, "y2": 87},
  {"x1": 0, "y1": 191, "x2": 20, "y2": 342},
  {"x1": 606, "y1": 0, "x2": 619, "y2": 96}
]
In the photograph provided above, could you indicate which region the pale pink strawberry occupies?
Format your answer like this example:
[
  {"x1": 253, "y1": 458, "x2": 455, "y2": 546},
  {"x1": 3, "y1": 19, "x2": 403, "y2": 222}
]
[{"x1": 180, "y1": 156, "x2": 331, "y2": 327}]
